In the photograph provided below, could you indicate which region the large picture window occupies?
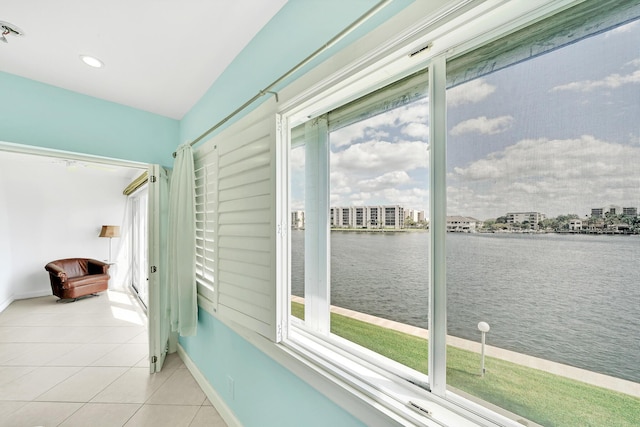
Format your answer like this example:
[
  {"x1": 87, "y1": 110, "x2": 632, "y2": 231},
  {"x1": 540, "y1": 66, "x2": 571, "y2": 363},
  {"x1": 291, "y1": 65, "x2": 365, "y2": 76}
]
[
  {"x1": 290, "y1": 72, "x2": 430, "y2": 378},
  {"x1": 285, "y1": 2, "x2": 639, "y2": 426},
  {"x1": 445, "y1": 17, "x2": 640, "y2": 426}
]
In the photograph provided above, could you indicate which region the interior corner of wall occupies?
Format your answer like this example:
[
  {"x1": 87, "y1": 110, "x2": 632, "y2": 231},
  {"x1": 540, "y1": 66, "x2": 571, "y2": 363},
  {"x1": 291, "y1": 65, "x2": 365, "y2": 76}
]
[{"x1": 0, "y1": 295, "x2": 13, "y2": 313}]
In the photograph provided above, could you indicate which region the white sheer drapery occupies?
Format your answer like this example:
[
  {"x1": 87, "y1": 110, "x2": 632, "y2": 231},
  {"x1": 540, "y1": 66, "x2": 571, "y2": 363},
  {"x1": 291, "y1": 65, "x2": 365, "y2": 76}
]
[
  {"x1": 168, "y1": 143, "x2": 197, "y2": 336},
  {"x1": 112, "y1": 197, "x2": 132, "y2": 291}
]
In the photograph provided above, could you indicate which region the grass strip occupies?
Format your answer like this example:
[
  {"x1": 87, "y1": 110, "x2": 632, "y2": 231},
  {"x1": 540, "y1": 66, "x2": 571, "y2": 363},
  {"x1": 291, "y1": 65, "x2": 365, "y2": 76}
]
[{"x1": 292, "y1": 302, "x2": 640, "y2": 427}]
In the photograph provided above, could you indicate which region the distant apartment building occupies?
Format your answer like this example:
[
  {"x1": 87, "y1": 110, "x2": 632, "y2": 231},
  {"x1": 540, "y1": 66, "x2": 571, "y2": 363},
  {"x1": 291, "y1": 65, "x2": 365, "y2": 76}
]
[
  {"x1": 506, "y1": 212, "x2": 546, "y2": 226},
  {"x1": 330, "y1": 205, "x2": 405, "y2": 229},
  {"x1": 590, "y1": 208, "x2": 604, "y2": 217},
  {"x1": 446, "y1": 216, "x2": 481, "y2": 232},
  {"x1": 592, "y1": 205, "x2": 621, "y2": 217},
  {"x1": 591, "y1": 205, "x2": 637, "y2": 217},
  {"x1": 405, "y1": 209, "x2": 426, "y2": 223},
  {"x1": 291, "y1": 210, "x2": 305, "y2": 229}
]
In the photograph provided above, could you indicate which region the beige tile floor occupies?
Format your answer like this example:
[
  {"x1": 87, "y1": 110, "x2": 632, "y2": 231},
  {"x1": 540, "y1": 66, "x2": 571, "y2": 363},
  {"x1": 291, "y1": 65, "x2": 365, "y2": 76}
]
[{"x1": 0, "y1": 290, "x2": 227, "y2": 427}]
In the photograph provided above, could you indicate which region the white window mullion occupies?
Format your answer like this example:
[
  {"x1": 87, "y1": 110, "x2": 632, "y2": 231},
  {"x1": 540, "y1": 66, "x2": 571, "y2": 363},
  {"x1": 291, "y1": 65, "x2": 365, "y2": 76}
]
[
  {"x1": 304, "y1": 117, "x2": 331, "y2": 334},
  {"x1": 428, "y1": 54, "x2": 447, "y2": 396}
]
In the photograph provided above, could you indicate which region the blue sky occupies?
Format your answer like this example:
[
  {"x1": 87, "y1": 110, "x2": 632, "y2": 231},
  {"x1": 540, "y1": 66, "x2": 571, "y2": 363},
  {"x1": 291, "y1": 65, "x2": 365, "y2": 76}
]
[{"x1": 292, "y1": 20, "x2": 640, "y2": 220}]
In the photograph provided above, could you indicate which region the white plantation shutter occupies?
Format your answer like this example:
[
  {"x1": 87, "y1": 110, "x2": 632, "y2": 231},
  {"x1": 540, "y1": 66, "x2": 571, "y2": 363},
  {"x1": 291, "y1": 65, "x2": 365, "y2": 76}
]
[
  {"x1": 194, "y1": 145, "x2": 218, "y2": 313},
  {"x1": 193, "y1": 98, "x2": 281, "y2": 342}
]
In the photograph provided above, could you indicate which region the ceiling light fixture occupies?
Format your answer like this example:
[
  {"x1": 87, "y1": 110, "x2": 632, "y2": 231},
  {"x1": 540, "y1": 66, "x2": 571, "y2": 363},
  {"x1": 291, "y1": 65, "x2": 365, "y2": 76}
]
[
  {"x1": 0, "y1": 21, "x2": 25, "y2": 43},
  {"x1": 80, "y1": 54, "x2": 104, "y2": 68}
]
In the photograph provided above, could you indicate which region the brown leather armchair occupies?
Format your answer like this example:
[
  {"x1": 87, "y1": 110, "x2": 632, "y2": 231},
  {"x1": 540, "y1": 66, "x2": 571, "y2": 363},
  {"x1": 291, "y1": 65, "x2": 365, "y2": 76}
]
[{"x1": 45, "y1": 258, "x2": 110, "y2": 300}]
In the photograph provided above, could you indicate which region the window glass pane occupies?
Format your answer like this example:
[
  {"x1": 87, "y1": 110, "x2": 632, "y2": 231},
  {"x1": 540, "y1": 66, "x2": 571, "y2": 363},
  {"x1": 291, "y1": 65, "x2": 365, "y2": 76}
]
[
  {"x1": 290, "y1": 144, "x2": 306, "y2": 320},
  {"x1": 328, "y1": 94, "x2": 430, "y2": 372},
  {"x1": 446, "y1": 20, "x2": 640, "y2": 427},
  {"x1": 290, "y1": 74, "x2": 431, "y2": 375}
]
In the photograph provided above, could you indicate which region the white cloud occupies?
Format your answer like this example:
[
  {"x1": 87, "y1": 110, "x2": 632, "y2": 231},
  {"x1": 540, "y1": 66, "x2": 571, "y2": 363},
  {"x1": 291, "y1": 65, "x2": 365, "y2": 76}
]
[
  {"x1": 331, "y1": 125, "x2": 366, "y2": 148},
  {"x1": 358, "y1": 171, "x2": 411, "y2": 192},
  {"x1": 450, "y1": 115, "x2": 514, "y2": 136},
  {"x1": 365, "y1": 129, "x2": 390, "y2": 140},
  {"x1": 448, "y1": 135, "x2": 640, "y2": 219},
  {"x1": 329, "y1": 138, "x2": 429, "y2": 209},
  {"x1": 402, "y1": 123, "x2": 429, "y2": 139},
  {"x1": 337, "y1": 187, "x2": 428, "y2": 211},
  {"x1": 330, "y1": 171, "x2": 352, "y2": 195},
  {"x1": 349, "y1": 192, "x2": 373, "y2": 206},
  {"x1": 380, "y1": 187, "x2": 429, "y2": 210},
  {"x1": 448, "y1": 79, "x2": 496, "y2": 107},
  {"x1": 332, "y1": 140, "x2": 428, "y2": 174},
  {"x1": 626, "y1": 58, "x2": 640, "y2": 68},
  {"x1": 294, "y1": 97, "x2": 431, "y2": 210},
  {"x1": 551, "y1": 69, "x2": 640, "y2": 92},
  {"x1": 330, "y1": 101, "x2": 428, "y2": 148}
]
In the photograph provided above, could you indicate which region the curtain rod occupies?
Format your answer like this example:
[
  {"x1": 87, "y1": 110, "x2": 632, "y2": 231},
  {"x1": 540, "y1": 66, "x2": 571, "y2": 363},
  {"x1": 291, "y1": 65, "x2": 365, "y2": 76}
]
[{"x1": 173, "y1": 0, "x2": 393, "y2": 158}]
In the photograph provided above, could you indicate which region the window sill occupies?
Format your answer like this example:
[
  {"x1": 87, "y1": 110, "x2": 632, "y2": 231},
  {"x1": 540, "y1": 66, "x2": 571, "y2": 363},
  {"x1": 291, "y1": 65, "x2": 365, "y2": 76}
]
[{"x1": 221, "y1": 311, "x2": 519, "y2": 427}]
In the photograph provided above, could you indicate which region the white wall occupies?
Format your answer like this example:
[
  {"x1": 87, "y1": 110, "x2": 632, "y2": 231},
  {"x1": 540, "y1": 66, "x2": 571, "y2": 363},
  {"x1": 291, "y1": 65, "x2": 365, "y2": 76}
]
[
  {"x1": 0, "y1": 177, "x2": 13, "y2": 311},
  {"x1": 0, "y1": 151, "x2": 142, "y2": 305}
]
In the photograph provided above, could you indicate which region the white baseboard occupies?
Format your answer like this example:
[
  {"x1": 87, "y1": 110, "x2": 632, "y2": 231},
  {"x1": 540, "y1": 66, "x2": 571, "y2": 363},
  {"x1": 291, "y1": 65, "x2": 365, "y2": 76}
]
[
  {"x1": 177, "y1": 344, "x2": 241, "y2": 427},
  {"x1": 1, "y1": 289, "x2": 52, "y2": 313},
  {"x1": 0, "y1": 296, "x2": 14, "y2": 313},
  {"x1": 13, "y1": 289, "x2": 52, "y2": 300}
]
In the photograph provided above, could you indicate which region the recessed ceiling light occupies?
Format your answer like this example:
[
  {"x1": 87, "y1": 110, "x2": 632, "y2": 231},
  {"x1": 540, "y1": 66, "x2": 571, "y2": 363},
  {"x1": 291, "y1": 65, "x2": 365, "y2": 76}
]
[
  {"x1": 80, "y1": 54, "x2": 104, "y2": 68},
  {"x1": 0, "y1": 20, "x2": 25, "y2": 43}
]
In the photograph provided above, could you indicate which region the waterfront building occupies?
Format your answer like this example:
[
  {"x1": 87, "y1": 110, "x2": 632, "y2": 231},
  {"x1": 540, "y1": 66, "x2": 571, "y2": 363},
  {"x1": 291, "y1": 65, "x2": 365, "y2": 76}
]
[
  {"x1": 505, "y1": 212, "x2": 546, "y2": 227},
  {"x1": 505, "y1": 211, "x2": 546, "y2": 226},
  {"x1": 622, "y1": 207, "x2": 638, "y2": 217},
  {"x1": 446, "y1": 216, "x2": 480, "y2": 232},
  {"x1": 384, "y1": 205, "x2": 405, "y2": 229},
  {"x1": 569, "y1": 219, "x2": 582, "y2": 231},
  {"x1": 291, "y1": 210, "x2": 305, "y2": 230},
  {"x1": 331, "y1": 205, "x2": 405, "y2": 229}
]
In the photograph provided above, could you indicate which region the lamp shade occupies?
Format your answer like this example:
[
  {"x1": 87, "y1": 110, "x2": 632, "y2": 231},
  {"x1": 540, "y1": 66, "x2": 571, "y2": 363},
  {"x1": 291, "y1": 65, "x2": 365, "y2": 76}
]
[{"x1": 99, "y1": 225, "x2": 120, "y2": 238}]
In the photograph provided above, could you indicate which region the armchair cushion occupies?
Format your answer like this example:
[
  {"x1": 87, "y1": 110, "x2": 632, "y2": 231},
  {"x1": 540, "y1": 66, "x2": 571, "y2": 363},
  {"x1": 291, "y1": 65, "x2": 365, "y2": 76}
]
[{"x1": 45, "y1": 258, "x2": 110, "y2": 299}]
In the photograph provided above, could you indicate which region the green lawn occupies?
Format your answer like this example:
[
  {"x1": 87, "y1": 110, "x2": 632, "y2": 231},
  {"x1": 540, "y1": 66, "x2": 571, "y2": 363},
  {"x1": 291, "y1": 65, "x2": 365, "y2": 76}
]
[{"x1": 292, "y1": 302, "x2": 640, "y2": 427}]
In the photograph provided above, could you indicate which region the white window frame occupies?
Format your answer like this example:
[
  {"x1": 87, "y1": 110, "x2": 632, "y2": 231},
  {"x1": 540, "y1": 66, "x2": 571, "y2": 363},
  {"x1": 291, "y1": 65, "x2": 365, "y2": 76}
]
[{"x1": 275, "y1": 1, "x2": 601, "y2": 426}]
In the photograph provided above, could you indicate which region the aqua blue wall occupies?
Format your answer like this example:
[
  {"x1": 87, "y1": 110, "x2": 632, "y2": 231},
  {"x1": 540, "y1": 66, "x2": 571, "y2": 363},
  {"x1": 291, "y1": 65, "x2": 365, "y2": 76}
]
[
  {"x1": 180, "y1": 310, "x2": 366, "y2": 427},
  {"x1": 178, "y1": 1, "x2": 412, "y2": 425},
  {"x1": 0, "y1": 71, "x2": 178, "y2": 166}
]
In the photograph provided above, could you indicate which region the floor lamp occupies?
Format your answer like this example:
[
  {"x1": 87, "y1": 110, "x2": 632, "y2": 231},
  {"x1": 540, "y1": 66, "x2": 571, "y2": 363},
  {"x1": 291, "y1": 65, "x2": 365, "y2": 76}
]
[{"x1": 99, "y1": 225, "x2": 120, "y2": 263}]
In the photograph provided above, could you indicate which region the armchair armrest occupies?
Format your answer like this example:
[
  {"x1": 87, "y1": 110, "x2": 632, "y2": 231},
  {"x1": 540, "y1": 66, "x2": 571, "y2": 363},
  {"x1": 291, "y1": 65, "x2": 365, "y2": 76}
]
[
  {"x1": 87, "y1": 259, "x2": 109, "y2": 275},
  {"x1": 45, "y1": 262, "x2": 67, "y2": 281}
]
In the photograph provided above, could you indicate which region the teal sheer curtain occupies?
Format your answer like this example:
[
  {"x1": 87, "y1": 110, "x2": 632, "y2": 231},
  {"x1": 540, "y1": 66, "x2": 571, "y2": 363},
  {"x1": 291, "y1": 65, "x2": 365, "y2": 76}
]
[{"x1": 168, "y1": 143, "x2": 197, "y2": 336}]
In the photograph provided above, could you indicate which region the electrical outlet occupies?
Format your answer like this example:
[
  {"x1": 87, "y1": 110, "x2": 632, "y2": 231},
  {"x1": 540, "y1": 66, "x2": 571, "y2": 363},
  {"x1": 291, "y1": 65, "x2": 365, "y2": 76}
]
[{"x1": 227, "y1": 376, "x2": 234, "y2": 400}]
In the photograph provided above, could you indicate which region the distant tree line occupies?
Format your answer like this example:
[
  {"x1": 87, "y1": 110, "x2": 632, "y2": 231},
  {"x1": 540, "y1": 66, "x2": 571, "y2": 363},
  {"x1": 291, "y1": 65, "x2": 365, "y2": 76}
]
[
  {"x1": 404, "y1": 217, "x2": 429, "y2": 229},
  {"x1": 481, "y1": 213, "x2": 640, "y2": 233}
]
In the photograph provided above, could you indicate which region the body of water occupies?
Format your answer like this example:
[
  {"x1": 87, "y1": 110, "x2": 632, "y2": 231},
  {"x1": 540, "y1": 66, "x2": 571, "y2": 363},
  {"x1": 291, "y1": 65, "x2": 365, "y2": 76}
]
[{"x1": 290, "y1": 230, "x2": 640, "y2": 383}]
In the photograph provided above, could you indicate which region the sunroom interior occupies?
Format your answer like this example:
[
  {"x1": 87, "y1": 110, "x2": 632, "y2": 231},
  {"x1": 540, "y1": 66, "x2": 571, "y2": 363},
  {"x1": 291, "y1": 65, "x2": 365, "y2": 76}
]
[{"x1": 1, "y1": 1, "x2": 638, "y2": 426}]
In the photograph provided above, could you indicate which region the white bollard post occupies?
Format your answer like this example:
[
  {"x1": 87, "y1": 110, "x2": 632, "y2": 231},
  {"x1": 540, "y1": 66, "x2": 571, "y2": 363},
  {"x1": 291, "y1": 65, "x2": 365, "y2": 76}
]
[{"x1": 478, "y1": 321, "x2": 490, "y2": 376}]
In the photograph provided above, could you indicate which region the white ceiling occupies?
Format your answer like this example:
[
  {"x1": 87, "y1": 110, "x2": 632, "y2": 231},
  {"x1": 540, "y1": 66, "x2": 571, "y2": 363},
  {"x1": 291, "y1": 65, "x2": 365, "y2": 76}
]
[{"x1": 0, "y1": 0, "x2": 287, "y2": 119}]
